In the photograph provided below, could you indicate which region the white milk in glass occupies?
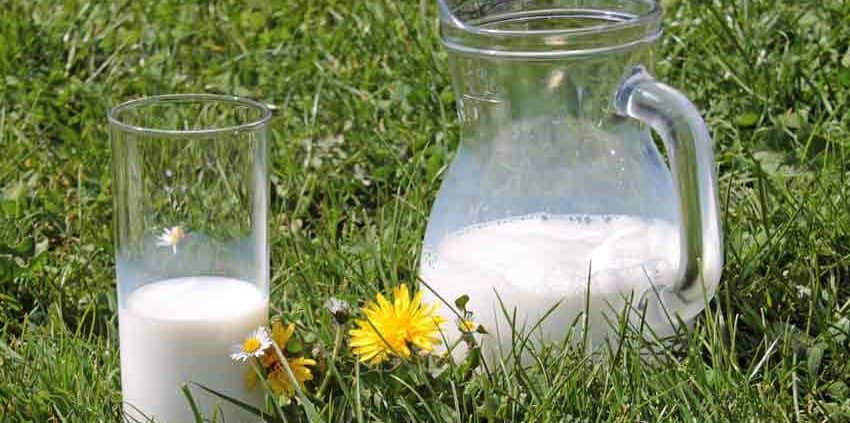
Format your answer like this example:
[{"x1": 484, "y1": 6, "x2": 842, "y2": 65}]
[
  {"x1": 119, "y1": 276, "x2": 267, "y2": 422},
  {"x1": 420, "y1": 214, "x2": 682, "y2": 358}
]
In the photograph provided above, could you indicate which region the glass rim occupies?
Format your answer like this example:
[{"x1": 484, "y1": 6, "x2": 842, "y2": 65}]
[{"x1": 108, "y1": 94, "x2": 272, "y2": 137}]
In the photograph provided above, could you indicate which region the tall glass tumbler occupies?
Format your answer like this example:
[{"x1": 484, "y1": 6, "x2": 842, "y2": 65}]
[{"x1": 109, "y1": 94, "x2": 271, "y2": 422}]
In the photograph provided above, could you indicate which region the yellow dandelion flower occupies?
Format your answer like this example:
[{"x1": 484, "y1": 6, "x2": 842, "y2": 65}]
[
  {"x1": 244, "y1": 321, "x2": 313, "y2": 392},
  {"x1": 244, "y1": 366, "x2": 259, "y2": 389},
  {"x1": 349, "y1": 284, "x2": 446, "y2": 365},
  {"x1": 271, "y1": 321, "x2": 296, "y2": 347},
  {"x1": 458, "y1": 319, "x2": 477, "y2": 333},
  {"x1": 261, "y1": 321, "x2": 295, "y2": 368},
  {"x1": 267, "y1": 357, "x2": 318, "y2": 398}
]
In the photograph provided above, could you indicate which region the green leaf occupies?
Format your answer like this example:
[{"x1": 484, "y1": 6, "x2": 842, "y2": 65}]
[
  {"x1": 286, "y1": 337, "x2": 304, "y2": 354},
  {"x1": 180, "y1": 384, "x2": 205, "y2": 423},
  {"x1": 827, "y1": 381, "x2": 849, "y2": 398},
  {"x1": 191, "y1": 382, "x2": 283, "y2": 423},
  {"x1": 807, "y1": 344, "x2": 825, "y2": 377},
  {"x1": 457, "y1": 345, "x2": 481, "y2": 381},
  {"x1": 0, "y1": 200, "x2": 18, "y2": 217},
  {"x1": 735, "y1": 112, "x2": 759, "y2": 128},
  {"x1": 12, "y1": 238, "x2": 33, "y2": 257},
  {"x1": 753, "y1": 150, "x2": 793, "y2": 177},
  {"x1": 478, "y1": 391, "x2": 500, "y2": 420},
  {"x1": 779, "y1": 109, "x2": 807, "y2": 130},
  {"x1": 454, "y1": 295, "x2": 469, "y2": 311},
  {"x1": 0, "y1": 292, "x2": 21, "y2": 313},
  {"x1": 838, "y1": 69, "x2": 850, "y2": 88}
]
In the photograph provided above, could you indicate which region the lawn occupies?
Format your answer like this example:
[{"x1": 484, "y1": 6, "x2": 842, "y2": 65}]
[{"x1": 1, "y1": 0, "x2": 849, "y2": 421}]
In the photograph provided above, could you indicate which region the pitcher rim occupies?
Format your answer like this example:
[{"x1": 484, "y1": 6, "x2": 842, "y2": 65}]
[{"x1": 437, "y1": 0, "x2": 663, "y2": 58}]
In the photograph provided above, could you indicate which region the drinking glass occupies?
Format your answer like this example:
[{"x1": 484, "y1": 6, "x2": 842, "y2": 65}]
[{"x1": 109, "y1": 94, "x2": 270, "y2": 422}]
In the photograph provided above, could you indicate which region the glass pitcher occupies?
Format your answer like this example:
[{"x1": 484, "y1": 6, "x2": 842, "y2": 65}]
[{"x1": 420, "y1": 0, "x2": 723, "y2": 356}]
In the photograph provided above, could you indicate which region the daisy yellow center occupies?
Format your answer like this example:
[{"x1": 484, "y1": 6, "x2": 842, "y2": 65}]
[{"x1": 242, "y1": 337, "x2": 262, "y2": 353}]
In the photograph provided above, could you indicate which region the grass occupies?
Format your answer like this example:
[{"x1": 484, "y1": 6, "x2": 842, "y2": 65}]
[{"x1": 1, "y1": 0, "x2": 849, "y2": 421}]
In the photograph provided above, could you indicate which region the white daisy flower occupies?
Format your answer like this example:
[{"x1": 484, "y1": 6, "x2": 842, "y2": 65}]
[
  {"x1": 156, "y1": 226, "x2": 186, "y2": 254},
  {"x1": 230, "y1": 326, "x2": 272, "y2": 362}
]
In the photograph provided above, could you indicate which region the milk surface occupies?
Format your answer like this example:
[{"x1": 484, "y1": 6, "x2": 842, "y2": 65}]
[
  {"x1": 420, "y1": 214, "x2": 682, "y2": 358},
  {"x1": 119, "y1": 276, "x2": 267, "y2": 422}
]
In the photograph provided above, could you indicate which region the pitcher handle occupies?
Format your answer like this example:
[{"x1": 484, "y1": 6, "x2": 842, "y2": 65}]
[{"x1": 615, "y1": 67, "x2": 723, "y2": 313}]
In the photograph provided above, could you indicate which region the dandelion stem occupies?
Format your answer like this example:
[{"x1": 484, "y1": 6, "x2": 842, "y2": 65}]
[
  {"x1": 270, "y1": 340, "x2": 325, "y2": 423},
  {"x1": 444, "y1": 336, "x2": 464, "y2": 357},
  {"x1": 316, "y1": 324, "x2": 343, "y2": 397},
  {"x1": 250, "y1": 359, "x2": 286, "y2": 420},
  {"x1": 354, "y1": 361, "x2": 364, "y2": 423}
]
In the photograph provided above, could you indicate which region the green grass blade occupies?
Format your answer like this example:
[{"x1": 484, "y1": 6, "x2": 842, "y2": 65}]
[
  {"x1": 180, "y1": 384, "x2": 205, "y2": 423},
  {"x1": 191, "y1": 382, "x2": 284, "y2": 423}
]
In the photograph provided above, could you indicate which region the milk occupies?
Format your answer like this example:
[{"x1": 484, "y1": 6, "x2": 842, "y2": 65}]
[
  {"x1": 119, "y1": 276, "x2": 267, "y2": 422},
  {"x1": 420, "y1": 214, "x2": 683, "y2": 358}
]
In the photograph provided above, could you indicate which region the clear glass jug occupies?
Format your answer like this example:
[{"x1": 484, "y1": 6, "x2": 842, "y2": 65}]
[{"x1": 420, "y1": 0, "x2": 723, "y2": 355}]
